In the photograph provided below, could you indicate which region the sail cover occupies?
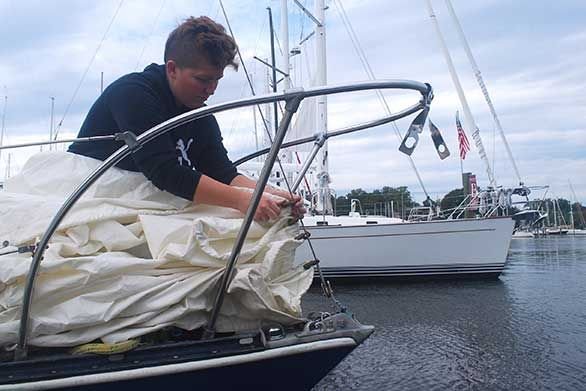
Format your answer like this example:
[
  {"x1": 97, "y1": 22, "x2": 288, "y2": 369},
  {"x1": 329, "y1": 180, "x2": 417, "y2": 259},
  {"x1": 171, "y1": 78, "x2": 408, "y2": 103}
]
[{"x1": 0, "y1": 152, "x2": 313, "y2": 348}]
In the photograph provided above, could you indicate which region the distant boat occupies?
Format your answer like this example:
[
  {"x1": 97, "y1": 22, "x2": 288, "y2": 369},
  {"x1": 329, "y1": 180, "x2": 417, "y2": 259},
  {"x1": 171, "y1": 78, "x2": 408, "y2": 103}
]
[
  {"x1": 512, "y1": 230, "x2": 534, "y2": 239},
  {"x1": 511, "y1": 209, "x2": 546, "y2": 238},
  {"x1": 545, "y1": 227, "x2": 569, "y2": 235},
  {"x1": 567, "y1": 229, "x2": 586, "y2": 236}
]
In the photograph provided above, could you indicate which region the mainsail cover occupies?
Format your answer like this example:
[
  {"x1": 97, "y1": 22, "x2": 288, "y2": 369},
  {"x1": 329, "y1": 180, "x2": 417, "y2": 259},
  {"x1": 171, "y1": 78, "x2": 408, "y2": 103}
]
[{"x1": 0, "y1": 152, "x2": 313, "y2": 348}]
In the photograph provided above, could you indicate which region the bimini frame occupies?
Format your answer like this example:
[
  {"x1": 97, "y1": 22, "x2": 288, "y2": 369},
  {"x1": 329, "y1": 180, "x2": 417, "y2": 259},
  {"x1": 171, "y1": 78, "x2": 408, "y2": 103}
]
[{"x1": 12, "y1": 80, "x2": 433, "y2": 360}]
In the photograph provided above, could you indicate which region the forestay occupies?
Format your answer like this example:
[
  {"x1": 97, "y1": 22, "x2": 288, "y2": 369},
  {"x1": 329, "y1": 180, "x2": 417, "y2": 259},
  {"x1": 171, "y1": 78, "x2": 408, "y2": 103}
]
[{"x1": 0, "y1": 152, "x2": 312, "y2": 349}]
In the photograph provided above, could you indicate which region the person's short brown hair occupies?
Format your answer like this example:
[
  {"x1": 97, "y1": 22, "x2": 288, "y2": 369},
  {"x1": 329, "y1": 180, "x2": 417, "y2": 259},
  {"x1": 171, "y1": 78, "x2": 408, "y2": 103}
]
[{"x1": 164, "y1": 16, "x2": 238, "y2": 70}]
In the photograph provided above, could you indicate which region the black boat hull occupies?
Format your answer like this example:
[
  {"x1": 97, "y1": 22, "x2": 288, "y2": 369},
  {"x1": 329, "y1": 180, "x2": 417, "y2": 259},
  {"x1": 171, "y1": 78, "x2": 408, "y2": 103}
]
[{"x1": 1, "y1": 337, "x2": 358, "y2": 391}]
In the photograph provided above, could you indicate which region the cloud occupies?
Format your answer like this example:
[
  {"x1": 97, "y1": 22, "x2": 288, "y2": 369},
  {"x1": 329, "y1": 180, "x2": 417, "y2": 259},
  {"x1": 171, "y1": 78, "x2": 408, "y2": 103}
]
[{"x1": 1, "y1": 0, "x2": 585, "y2": 205}]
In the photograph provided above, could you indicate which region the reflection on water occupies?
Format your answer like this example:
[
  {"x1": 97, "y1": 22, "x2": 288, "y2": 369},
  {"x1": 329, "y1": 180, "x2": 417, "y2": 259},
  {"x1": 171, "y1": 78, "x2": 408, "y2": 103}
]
[{"x1": 305, "y1": 236, "x2": 586, "y2": 390}]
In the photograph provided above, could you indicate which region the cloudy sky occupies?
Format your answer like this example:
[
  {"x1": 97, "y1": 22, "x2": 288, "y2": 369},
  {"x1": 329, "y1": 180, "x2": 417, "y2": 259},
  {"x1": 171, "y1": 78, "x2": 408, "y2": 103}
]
[{"x1": 1, "y1": 0, "x2": 585, "y2": 204}]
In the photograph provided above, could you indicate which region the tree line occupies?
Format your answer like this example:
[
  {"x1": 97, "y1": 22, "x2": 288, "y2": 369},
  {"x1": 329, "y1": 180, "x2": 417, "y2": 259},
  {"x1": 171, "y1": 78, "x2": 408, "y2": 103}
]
[
  {"x1": 334, "y1": 186, "x2": 418, "y2": 219},
  {"x1": 333, "y1": 186, "x2": 586, "y2": 228}
]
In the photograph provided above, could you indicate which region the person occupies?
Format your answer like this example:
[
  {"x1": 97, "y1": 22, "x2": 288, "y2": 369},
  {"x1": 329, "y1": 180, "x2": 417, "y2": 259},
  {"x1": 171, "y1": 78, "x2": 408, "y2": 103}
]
[{"x1": 68, "y1": 16, "x2": 303, "y2": 222}]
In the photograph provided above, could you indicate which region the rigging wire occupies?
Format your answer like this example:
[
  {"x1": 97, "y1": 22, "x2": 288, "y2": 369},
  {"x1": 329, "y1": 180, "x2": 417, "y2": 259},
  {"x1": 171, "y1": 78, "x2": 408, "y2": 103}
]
[
  {"x1": 224, "y1": 79, "x2": 253, "y2": 142},
  {"x1": 332, "y1": 0, "x2": 431, "y2": 201},
  {"x1": 0, "y1": 90, "x2": 7, "y2": 166},
  {"x1": 53, "y1": 0, "x2": 125, "y2": 141},
  {"x1": 273, "y1": 26, "x2": 284, "y2": 57},
  {"x1": 444, "y1": 0, "x2": 522, "y2": 185},
  {"x1": 297, "y1": 0, "x2": 307, "y2": 42},
  {"x1": 425, "y1": 0, "x2": 496, "y2": 189},
  {"x1": 218, "y1": 0, "x2": 339, "y2": 305},
  {"x1": 217, "y1": 1, "x2": 292, "y2": 191},
  {"x1": 134, "y1": 0, "x2": 167, "y2": 71},
  {"x1": 225, "y1": 12, "x2": 268, "y2": 142}
]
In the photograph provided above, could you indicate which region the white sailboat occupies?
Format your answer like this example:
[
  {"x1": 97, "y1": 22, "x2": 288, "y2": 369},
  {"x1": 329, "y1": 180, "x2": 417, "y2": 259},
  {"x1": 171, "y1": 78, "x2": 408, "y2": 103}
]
[
  {"x1": 545, "y1": 198, "x2": 570, "y2": 235},
  {"x1": 567, "y1": 229, "x2": 586, "y2": 236},
  {"x1": 567, "y1": 181, "x2": 586, "y2": 235},
  {"x1": 238, "y1": 0, "x2": 514, "y2": 279},
  {"x1": 297, "y1": 214, "x2": 513, "y2": 278}
]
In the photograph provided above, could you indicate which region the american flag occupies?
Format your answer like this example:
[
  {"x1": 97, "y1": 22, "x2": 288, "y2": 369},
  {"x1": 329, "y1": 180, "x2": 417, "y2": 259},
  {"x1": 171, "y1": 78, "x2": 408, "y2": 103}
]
[{"x1": 456, "y1": 111, "x2": 470, "y2": 160}]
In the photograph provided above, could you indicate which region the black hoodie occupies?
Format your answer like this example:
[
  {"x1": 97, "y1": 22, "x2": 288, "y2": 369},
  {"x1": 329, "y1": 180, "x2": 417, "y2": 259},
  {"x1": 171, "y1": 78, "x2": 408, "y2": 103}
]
[{"x1": 68, "y1": 63, "x2": 239, "y2": 201}]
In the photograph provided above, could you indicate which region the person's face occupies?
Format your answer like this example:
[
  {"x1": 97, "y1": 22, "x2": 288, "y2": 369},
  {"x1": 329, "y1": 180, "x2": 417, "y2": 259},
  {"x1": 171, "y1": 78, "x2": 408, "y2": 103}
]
[{"x1": 166, "y1": 60, "x2": 224, "y2": 109}]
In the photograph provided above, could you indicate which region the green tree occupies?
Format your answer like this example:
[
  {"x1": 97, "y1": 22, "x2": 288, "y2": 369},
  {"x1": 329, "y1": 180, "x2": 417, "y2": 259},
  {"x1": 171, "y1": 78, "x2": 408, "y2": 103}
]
[
  {"x1": 571, "y1": 202, "x2": 586, "y2": 229},
  {"x1": 334, "y1": 186, "x2": 418, "y2": 218},
  {"x1": 440, "y1": 188, "x2": 465, "y2": 213}
]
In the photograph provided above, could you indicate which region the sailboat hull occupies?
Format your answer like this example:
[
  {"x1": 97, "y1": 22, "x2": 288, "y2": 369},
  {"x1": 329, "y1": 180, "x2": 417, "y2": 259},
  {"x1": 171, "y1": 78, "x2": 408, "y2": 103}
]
[
  {"x1": 296, "y1": 217, "x2": 514, "y2": 278},
  {"x1": 0, "y1": 335, "x2": 360, "y2": 391}
]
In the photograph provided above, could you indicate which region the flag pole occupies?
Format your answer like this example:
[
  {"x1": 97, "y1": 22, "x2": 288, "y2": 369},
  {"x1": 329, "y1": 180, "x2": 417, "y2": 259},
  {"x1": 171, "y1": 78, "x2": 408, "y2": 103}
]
[
  {"x1": 457, "y1": 111, "x2": 465, "y2": 190},
  {"x1": 460, "y1": 152, "x2": 464, "y2": 190}
]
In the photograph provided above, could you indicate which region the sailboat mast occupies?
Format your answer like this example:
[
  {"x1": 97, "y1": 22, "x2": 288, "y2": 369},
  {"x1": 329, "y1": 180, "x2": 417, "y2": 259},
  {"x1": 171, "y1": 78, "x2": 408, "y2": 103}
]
[
  {"x1": 268, "y1": 8, "x2": 279, "y2": 137},
  {"x1": 425, "y1": 0, "x2": 496, "y2": 188},
  {"x1": 5, "y1": 153, "x2": 10, "y2": 179},
  {"x1": 280, "y1": 0, "x2": 293, "y2": 169},
  {"x1": 0, "y1": 92, "x2": 6, "y2": 165},
  {"x1": 315, "y1": 0, "x2": 332, "y2": 214},
  {"x1": 251, "y1": 73, "x2": 259, "y2": 156},
  {"x1": 49, "y1": 97, "x2": 55, "y2": 151},
  {"x1": 569, "y1": 180, "x2": 586, "y2": 227},
  {"x1": 264, "y1": 59, "x2": 273, "y2": 144},
  {"x1": 281, "y1": 0, "x2": 291, "y2": 90},
  {"x1": 444, "y1": 0, "x2": 522, "y2": 185}
]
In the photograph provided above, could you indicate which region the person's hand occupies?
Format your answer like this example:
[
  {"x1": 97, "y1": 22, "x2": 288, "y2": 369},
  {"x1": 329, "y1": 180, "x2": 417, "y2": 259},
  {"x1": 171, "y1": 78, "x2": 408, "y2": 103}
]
[
  {"x1": 236, "y1": 190, "x2": 283, "y2": 222},
  {"x1": 271, "y1": 190, "x2": 306, "y2": 221}
]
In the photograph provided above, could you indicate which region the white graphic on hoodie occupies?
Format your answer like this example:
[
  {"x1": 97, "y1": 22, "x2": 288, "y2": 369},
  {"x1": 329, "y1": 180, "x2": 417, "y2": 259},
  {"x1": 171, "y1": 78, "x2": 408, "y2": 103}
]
[{"x1": 176, "y1": 138, "x2": 194, "y2": 166}]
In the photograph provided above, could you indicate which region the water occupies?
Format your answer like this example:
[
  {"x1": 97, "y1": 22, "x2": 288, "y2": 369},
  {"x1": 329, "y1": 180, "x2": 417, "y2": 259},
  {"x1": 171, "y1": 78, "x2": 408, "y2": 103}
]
[{"x1": 304, "y1": 236, "x2": 586, "y2": 391}]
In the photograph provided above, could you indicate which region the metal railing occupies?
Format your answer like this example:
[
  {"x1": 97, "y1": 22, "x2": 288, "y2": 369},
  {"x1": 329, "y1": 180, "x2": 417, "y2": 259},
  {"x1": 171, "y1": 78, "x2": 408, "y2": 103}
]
[{"x1": 10, "y1": 79, "x2": 433, "y2": 360}]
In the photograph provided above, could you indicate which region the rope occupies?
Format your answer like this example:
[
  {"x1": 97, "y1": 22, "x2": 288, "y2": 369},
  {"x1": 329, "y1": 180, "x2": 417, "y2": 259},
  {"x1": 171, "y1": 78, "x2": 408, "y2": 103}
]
[
  {"x1": 70, "y1": 339, "x2": 140, "y2": 355},
  {"x1": 54, "y1": 0, "x2": 125, "y2": 140}
]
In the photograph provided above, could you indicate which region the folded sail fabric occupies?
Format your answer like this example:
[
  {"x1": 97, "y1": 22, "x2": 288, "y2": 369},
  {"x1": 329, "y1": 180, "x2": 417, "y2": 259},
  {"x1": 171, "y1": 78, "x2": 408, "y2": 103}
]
[{"x1": 0, "y1": 152, "x2": 313, "y2": 348}]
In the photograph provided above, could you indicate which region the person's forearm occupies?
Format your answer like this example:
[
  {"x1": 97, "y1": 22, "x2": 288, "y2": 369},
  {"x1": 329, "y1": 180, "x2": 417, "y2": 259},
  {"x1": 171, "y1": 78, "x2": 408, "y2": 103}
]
[
  {"x1": 194, "y1": 175, "x2": 246, "y2": 208},
  {"x1": 230, "y1": 174, "x2": 258, "y2": 190},
  {"x1": 199, "y1": 174, "x2": 284, "y2": 221},
  {"x1": 230, "y1": 174, "x2": 288, "y2": 197}
]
